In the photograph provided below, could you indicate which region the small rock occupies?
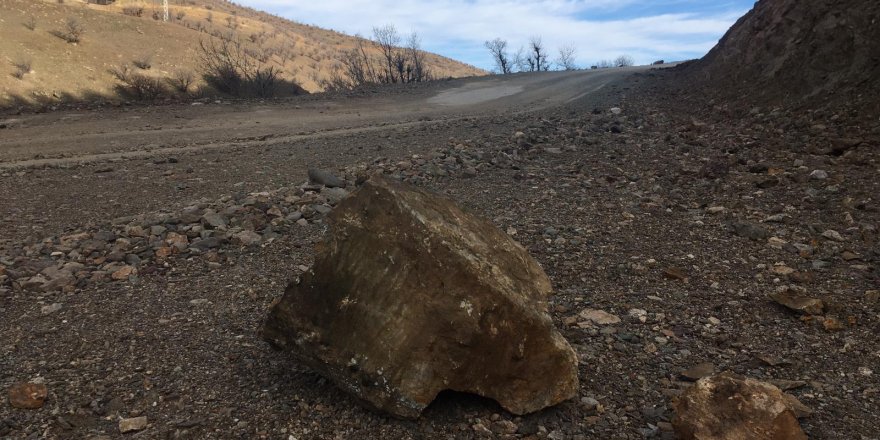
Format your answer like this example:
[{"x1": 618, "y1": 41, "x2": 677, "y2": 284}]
[
  {"x1": 809, "y1": 170, "x2": 828, "y2": 180},
  {"x1": 8, "y1": 383, "x2": 48, "y2": 409},
  {"x1": 732, "y1": 222, "x2": 769, "y2": 241},
  {"x1": 822, "y1": 316, "x2": 844, "y2": 331},
  {"x1": 663, "y1": 267, "x2": 688, "y2": 281},
  {"x1": 706, "y1": 206, "x2": 726, "y2": 214},
  {"x1": 202, "y1": 212, "x2": 229, "y2": 229},
  {"x1": 41, "y1": 303, "x2": 62, "y2": 315},
  {"x1": 308, "y1": 168, "x2": 346, "y2": 188},
  {"x1": 769, "y1": 290, "x2": 825, "y2": 315},
  {"x1": 233, "y1": 230, "x2": 262, "y2": 247},
  {"x1": 111, "y1": 266, "x2": 136, "y2": 281},
  {"x1": 492, "y1": 420, "x2": 518, "y2": 435},
  {"x1": 821, "y1": 230, "x2": 844, "y2": 242},
  {"x1": 681, "y1": 362, "x2": 715, "y2": 381},
  {"x1": 119, "y1": 416, "x2": 148, "y2": 433},
  {"x1": 610, "y1": 107, "x2": 622, "y2": 115},
  {"x1": 579, "y1": 309, "x2": 621, "y2": 325}
]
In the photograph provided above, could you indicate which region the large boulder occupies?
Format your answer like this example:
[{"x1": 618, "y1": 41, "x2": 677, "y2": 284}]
[
  {"x1": 263, "y1": 175, "x2": 578, "y2": 418},
  {"x1": 673, "y1": 372, "x2": 810, "y2": 440}
]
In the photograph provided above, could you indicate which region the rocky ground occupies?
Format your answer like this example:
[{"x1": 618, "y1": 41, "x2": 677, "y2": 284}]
[{"x1": 1, "y1": 70, "x2": 878, "y2": 439}]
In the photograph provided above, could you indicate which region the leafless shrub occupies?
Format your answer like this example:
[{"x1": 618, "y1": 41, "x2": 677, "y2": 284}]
[
  {"x1": 555, "y1": 45, "x2": 578, "y2": 71},
  {"x1": 614, "y1": 55, "x2": 635, "y2": 67},
  {"x1": 198, "y1": 38, "x2": 289, "y2": 97},
  {"x1": 205, "y1": 12, "x2": 212, "y2": 23},
  {"x1": 24, "y1": 17, "x2": 37, "y2": 31},
  {"x1": 109, "y1": 64, "x2": 167, "y2": 100},
  {"x1": 51, "y1": 18, "x2": 85, "y2": 43},
  {"x1": 132, "y1": 54, "x2": 152, "y2": 70},
  {"x1": 166, "y1": 70, "x2": 195, "y2": 93},
  {"x1": 176, "y1": 10, "x2": 186, "y2": 20},
  {"x1": 250, "y1": 65, "x2": 280, "y2": 97},
  {"x1": 11, "y1": 59, "x2": 33, "y2": 79},
  {"x1": 122, "y1": 6, "x2": 144, "y2": 17},
  {"x1": 596, "y1": 59, "x2": 614, "y2": 69}
]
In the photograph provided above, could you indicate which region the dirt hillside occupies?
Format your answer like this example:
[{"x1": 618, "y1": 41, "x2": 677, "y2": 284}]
[
  {"x1": 0, "y1": 0, "x2": 486, "y2": 106},
  {"x1": 685, "y1": 0, "x2": 880, "y2": 119}
]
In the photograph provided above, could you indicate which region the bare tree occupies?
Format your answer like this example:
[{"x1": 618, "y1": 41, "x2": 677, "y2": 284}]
[
  {"x1": 555, "y1": 45, "x2": 577, "y2": 71},
  {"x1": 405, "y1": 32, "x2": 430, "y2": 82},
  {"x1": 528, "y1": 37, "x2": 549, "y2": 72},
  {"x1": 373, "y1": 24, "x2": 401, "y2": 83},
  {"x1": 614, "y1": 54, "x2": 635, "y2": 67},
  {"x1": 512, "y1": 46, "x2": 528, "y2": 72},
  {"x1": 596, "y1": 59, "x2": 614, "y2": 69},
  {"x1": 484, "y1": 38, "x2": 512, "y2": 74},
  {"x1": 339, "y1": 36, "x2": 378, "y2": 87}
]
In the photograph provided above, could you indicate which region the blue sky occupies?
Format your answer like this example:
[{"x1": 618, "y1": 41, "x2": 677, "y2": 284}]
[{"x1": 239, "y1": 0, "x2": 755, "y2": 71}]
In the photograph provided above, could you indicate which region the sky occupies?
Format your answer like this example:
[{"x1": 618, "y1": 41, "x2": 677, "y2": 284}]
[{"x1": 238, "y1": 0, "x2": 755, "y2": 71}]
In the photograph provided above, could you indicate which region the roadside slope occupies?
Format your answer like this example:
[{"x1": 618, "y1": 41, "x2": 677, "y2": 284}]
[{"x1": 0, "y1": 0, "x2": 486, "y2": 106}]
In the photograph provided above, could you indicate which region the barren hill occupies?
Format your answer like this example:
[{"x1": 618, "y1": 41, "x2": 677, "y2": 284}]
[
  {"x1": 0, "y1": 0, "x2": 486, "y2": 106},
  {"x1": 684, "y1": 0, "x2": 880, "y2": 118}
]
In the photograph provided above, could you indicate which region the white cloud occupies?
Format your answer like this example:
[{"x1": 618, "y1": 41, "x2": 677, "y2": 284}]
[{"x1": 239, "y1": 0, "x2": 749, "y2": 69}]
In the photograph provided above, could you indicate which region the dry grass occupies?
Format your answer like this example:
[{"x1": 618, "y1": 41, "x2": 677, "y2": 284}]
[{"x1": 0, "y1": 0, "x2": 486, "y2": 106}]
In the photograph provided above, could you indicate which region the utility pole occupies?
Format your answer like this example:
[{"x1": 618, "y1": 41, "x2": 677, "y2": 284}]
[{"x1": 162, "y1": 0, "x2": 169, "y2": 22}]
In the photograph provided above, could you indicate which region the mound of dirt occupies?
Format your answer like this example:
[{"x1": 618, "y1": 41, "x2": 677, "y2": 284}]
[{"x1": 686, "y1": 0, "x2": 880, "y2": 118}]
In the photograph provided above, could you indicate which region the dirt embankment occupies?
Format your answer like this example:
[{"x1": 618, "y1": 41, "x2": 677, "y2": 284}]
[{"x1": 682, "y1": 0, "x2": 880, "y2": 121}]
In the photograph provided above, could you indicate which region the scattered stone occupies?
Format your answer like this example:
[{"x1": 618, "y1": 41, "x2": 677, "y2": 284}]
[
  {"x1": 233, "y1": 230, "x2": 262, "y2": 246},
  {"x1": 662, "y1": 267, "x2": 688, "y2": 281},
  {"x1": 610, "y1": 107, "x2": 622, "y2": 115},
  {"x1": 841, "y1": 250, "x2": 860, "y2": 261},
  {"x1": 41, "y1": 303, "x2": 62, "y2": 315},
  {"x1": 8, "y1": 383, "x2": 48, "y2": 409},
  {"x1": 673, "y1": 373, "x2": 809, "y2": 440},
  {"x1": 680, "y1": 363, "x2": 715, "y2": 381},
  {"x1": 732, "y1": 222, "x2": 770, "y2": 241},
  {"x1": 111, "y1": 265, "x2": 136, "y2": 281},
  {"x1": 705, "y1": 206, "x2": 726, "y2": 214},
  {"x1": 821, "y1": 229, "x2": 844, "y2": 242},
  {"x1": 308, "y1": 168, "x2": 346, "y2": 188},
  {"x1": 202, "y1": 212, "x2": 229, "y2": 229},
  {"x1": 822, "y1": 316, "x2": 844, "y2": 331},
  {"x1": 769, "y1": 290, "x2": 825, "y2": 315},
  {"x1": 263, "y1": 175, "x2": 578, "y2": 418},
  {"x1": 119, "y1": 416, "x2": 148, "y2": 433},
  {"x1": 578, "y1": 309, "x2": 621, "y2": 325},
  {"x1": 809, "y1": 169, "x2": 828, "y2": 180}
]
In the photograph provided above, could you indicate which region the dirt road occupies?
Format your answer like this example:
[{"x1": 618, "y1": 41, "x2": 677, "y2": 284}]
[{"x1": 0, "y1": 67, "x2": 652, "y2": 167}]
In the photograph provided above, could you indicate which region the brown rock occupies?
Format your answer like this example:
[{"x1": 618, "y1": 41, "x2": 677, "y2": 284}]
[
  {"x1": 673, "y1": 372, "x2": 809, "y2": 440},
  {"x1": 111, "y1": 265, "x2": 136, "y2": 281},
  {"x1": 769, "y1": 290, "x2": 824, "y2": 315},
  {"x1": 119, "y1": 416, "x2": 148, "y2": 433},
  {"x1": 578, "y1": 309, "x2": 621, "y2": 325},
  {"x1": 663, "y1": 267, "x2": 688, "y2": 281},
  {"x1": 8, "y1": 383, "x2": 48, "y2": 409},
  {"x1": 263, "y1": 175, "x2": 578, "y2": 418}
]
